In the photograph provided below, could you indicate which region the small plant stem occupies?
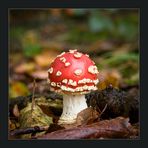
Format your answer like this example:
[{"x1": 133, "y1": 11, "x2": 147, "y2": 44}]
[{"x1": 31, "y1": 79, "x2": 36, "y2": 114}]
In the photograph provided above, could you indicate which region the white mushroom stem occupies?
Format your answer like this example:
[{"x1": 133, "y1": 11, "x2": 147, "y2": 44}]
[{"x1": 58, "y1": 94, "x2": 87, "y2": 124}]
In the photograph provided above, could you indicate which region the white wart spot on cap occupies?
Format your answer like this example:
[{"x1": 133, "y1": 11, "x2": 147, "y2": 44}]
[
  {"x1": 69, "y1": 49, "x2": 77, "y2": 53},
  {"x1": 74, "y1": 52, "x2": 82, "y2": 58},
  {"x1": 56, "y1": 71, "x2": 62, "y2": 76},
  {"x1": 48, "y1": 67, "x2": 53, "y2": 74},
  {"x1": 61, "y1": 85, "x2": 75, "y2": 92},
  {"x1": 62, "y1": 79, "x2": 68, "y2": 84},
  {"x1": 57, "y1": 52, "x2": 65, "y2": 57},
  {"x1": 68, "y1": 79, "x2": 77, "y2": 86},
  {"x1": 60, "y1": 57, "x2": 66, "y2": 63},
  {"x1": 88, "y1": 65, "x2": 98, "y2": 74},
  {"x1": 57, "y1": 82, "x2": 61, "y2": 87},
  {"x1": 83, "y1": 85, "x2": 88, "y2": 90},
  {"x1": 74, "y1": 69, "x2": 83, "y2": 76},
  {"x1": 60, "y1": 84, "x2": 98, "y2": 93},
  {"x1": 93, "y1": 79, "x2": 99, "y2": 84},
  {"x1": 78, "y1": 78, "x2": 93, "y2": 84},
  {"x1": 85, "y1": 54, "x2": 89, "y2": 57},
  {"x1": 51, "y1": 82, "x2": 56, "y2": 87},
  {"x1": 65, "y1": 62, "x2": 71, "y2": 67}
]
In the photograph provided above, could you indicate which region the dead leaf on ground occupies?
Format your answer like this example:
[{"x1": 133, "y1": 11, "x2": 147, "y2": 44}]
[
  {"x1": 19, "y1": 103, "x2": 53, "y2": 128},
  {"x1": 9, "y1": 81, "x2": 30, "y2": 98},
  {"x1": 34, "y1": 50, "x2": 59, "y2": 67},
  {"x1": 14, "y1": 62, "x2": 35, "y2": 74},
  {"x1": 13, "y1": 104, "x2": 20, "y2": 118},
  {"x1": 9, "y1": 118, "x2": 20, "y2": 131},
  {"x1": 38, "y1": 117, "x2": 138, "y2": 139},
  {"x1": 19, "y1": 102, "x2": 53, "y2": 138},
  {"x1": 98, "y1": 69, "x2": 121, "y2": 90},
  {"x1": 76, "y1": 107, "x2": 100, "y2": 126},
  {"x1": 59, "y1": 107, "x2": 100, "y2": 129}
]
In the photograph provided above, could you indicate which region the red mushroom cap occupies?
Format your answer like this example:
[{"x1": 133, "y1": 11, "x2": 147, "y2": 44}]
[{"x1": 47, "y1": 49, "x2": 99, "y2": 95}]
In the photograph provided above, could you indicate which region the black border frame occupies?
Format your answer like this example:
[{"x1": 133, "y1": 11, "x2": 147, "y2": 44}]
[{"x1": 0, "y1": 0, "x2": 147, "y2": 148}]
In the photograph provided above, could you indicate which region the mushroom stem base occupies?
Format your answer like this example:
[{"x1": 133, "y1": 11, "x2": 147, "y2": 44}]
[{"x1": 58, "y1": 94, "x2": 87, "y2": 124}]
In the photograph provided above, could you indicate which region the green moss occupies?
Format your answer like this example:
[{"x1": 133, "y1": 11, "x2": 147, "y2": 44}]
[
  {"x1": 23, "y1": 43, "x2": 42, "y2": 57},
  {"x1": 103, "y1": 53, "x2": 139, "y2": 67}
]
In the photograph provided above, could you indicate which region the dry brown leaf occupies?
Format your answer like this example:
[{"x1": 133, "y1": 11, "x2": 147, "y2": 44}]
[
  {"x1": 76, "y1": 107, "x2": 100, "y2": 126},
  {"x1": 13, "y1": 104, "x2": 20, "y2": 118},
  {"x1": 98, "y1": 69, "x2": 121, "y2": 90},
  {"x1": 34, "y1": 50, "x2": 58, "y2": 67},
  {"x1": 9, "y1": 82, "x2": 30, "y2": 98},
  {"x1": 38, "y1": 117, "x2": 138, "y2": 139},
  {"x1": 9, "y1": 118, "x2": 20, "y2": 131},
  {"x1": 19, "y1": 103, "x2": 53, "y2": 128},
  {"x1": 59, "y1": 107, "x2": 100, "y2": 129},
  {"x1": 14, "y1": 62, "x2": 35, "y2": 74}
]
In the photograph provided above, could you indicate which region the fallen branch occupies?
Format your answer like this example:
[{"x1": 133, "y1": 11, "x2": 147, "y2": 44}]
[
  {"x1": 10, "y1": 126, "x2": 49, "y2": 136},
  {"x1": 37, "y1": 117, "x2": 138, "y2": 139}
]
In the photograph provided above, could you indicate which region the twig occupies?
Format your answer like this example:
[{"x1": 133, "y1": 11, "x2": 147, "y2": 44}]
[
  {"x1": 10, "y1": 126, "x2": 49, "y2": 136},
  {"x1": 31, "y1": 79, "x2": 36, "y2": 113},
  {"x1": 99, "y1": 104, "x2": 108, "y2": 117}
]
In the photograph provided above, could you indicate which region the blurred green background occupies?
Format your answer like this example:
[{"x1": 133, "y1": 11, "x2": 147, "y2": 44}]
[{"x1": 9, "y1": 9, "x2": 139, "y2": 98}]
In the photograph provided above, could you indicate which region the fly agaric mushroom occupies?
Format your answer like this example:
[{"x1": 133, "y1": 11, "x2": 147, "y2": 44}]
[{"x1": 47, "y1": 49, "x2": 99, "y2": 124}]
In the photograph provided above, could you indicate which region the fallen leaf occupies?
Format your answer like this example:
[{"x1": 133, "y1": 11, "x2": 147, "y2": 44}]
[
  {"x1": 58, "y1": 107, "x2": 100, "y2": 129},
  {"x1": 19, "y1": 103, "x2": 53, "y2": 138},
  {"x1": 38, "y1": 117, "x2": 138, "y2": 139},
  {"x1": 13, "y1": 104, "x2": 20, "y2": 117},
  {"x1": 9, "y1": 118, "x2": 20, "y2": 131},
  {"x1": 19, "y1": 103, "x2": 53, "y2": 128},
  {"x1": 98, "y1": 69, "x2": 121, "y2": 90},
  {"x1": 9, "y1": 82, "x2": 30, "y2": 98},
  {"x1": 76, "y1": 107, "x2": 100, "y2": 126},
  {"x1": 14, "y1": 62, "x2": 35, "y2": 74},
  {"x1": 34, "y1": 50, "x2": 58, "y2": 67}
]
